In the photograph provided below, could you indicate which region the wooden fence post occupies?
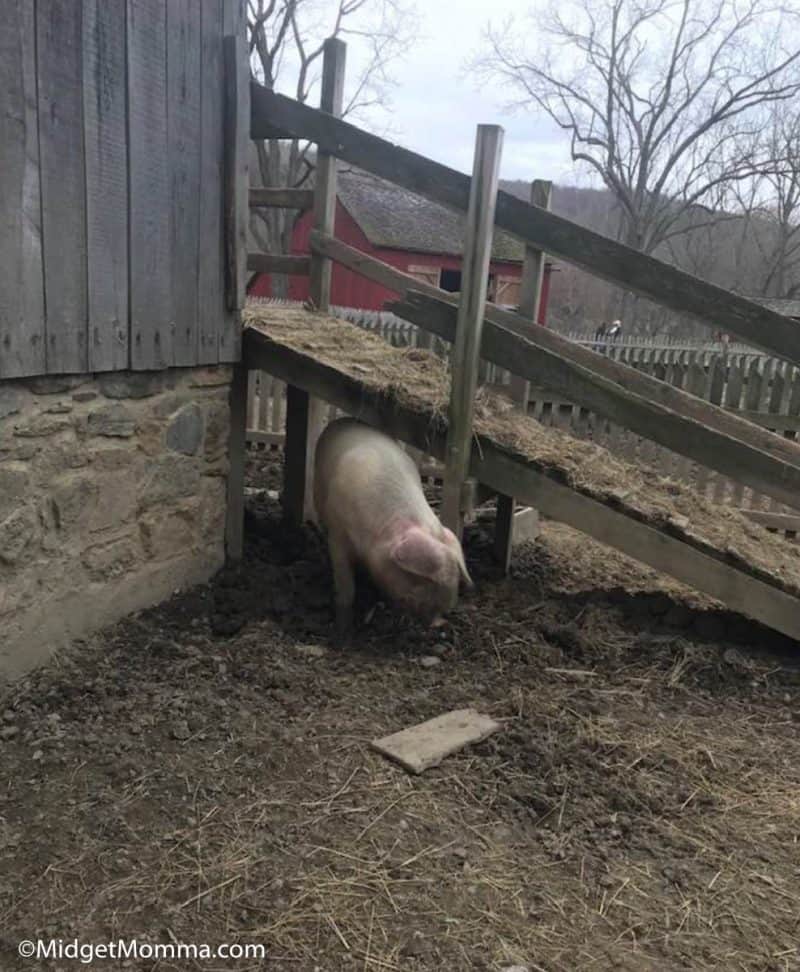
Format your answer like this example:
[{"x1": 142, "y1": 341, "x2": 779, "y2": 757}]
[
  {"x1": 441, "y1": 125, "x2": 504, "y2": 535},
  {"x1": 495, "y1": 179, "x2": 552, "y2": 569},
  {"x1": 222, "y1": 4, "x2": 249, "y2": 562},
  {"x1": 282, "y1": 37, "x2": 346, "y2": 524}
]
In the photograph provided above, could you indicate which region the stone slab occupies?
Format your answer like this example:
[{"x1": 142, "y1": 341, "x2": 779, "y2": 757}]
[{"x1": 371, "y1": 708, "x2": 502, "y2": 775}]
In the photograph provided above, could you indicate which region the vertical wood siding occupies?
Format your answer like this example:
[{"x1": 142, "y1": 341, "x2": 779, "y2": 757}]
[{"x1": 0, "y1": 0, "x2": 242, "y2": 378}]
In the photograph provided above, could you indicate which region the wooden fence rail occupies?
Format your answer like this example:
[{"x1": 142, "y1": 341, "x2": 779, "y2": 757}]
[{"x1": 250, "y1": 82, "x2": 800, "y2": 368}]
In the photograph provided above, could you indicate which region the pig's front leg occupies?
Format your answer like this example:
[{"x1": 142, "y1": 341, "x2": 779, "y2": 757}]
[{"x1": 328, "y1": 533, "x2": 355, "y2": 644}]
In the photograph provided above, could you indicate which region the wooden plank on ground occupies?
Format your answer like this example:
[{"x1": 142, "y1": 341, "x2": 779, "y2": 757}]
[
  {"x1": 128, "y1": 0, "x2": 172, "y2": 369},
  {"x1": 198, "y1": 0, "x2": 225, "y2": 364},
  {"x1": 38, "y1": 0, "x2": 88, "y2": 374},
  {"x1": 252, "y1": 85, "x2": 800, "y2": 367},
  {"x1": 0, "y1": 0, "x2": 45, "y2": 378},
  {"x1": 242, "y1": 323, "x2": 800, "y2": 642},
  {"x1": 442, "y1": 125, "x2": 504, "y2": 534},
  {"x1": 167, "y1": 0, "x2": 201, "y2": 366},
  {"x1": 371, "y1": 709, "x2": 502, "y2": 775},
  {"x1": 83, "y1": 0, "x2": 129, "y2": 372}
]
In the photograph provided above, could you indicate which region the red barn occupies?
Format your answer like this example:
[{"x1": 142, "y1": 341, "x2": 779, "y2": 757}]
[{"x1": 249, "y1": 170, "x2": 553, "y2": 321}]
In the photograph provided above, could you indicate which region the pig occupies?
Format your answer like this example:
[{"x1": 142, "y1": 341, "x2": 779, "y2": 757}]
[{"x1": 313, "y1": 418, "x2": 473, "y2": 639}]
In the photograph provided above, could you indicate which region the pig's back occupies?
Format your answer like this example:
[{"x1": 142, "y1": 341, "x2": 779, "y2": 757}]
[{"x1": 314, "y1": 419, "x2": 429, "y2": 530}]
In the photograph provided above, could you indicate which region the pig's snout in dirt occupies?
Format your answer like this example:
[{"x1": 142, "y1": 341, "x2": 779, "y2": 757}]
[{"x1": 313, "y1": 417, "x2": 472, "y2": 637}]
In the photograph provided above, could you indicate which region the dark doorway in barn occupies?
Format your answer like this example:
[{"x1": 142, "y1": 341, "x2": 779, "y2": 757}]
[{"x1": 440, "y1": 269, "x2": 461, "y2": 292}]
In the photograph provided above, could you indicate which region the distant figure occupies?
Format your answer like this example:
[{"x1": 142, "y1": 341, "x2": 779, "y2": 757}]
[
  {"x1": 607, "y1": 319, "x2": 622, "y2": 340},
  {"x1": 593, "y1": 321, "x2": 607, "y2": 351}
]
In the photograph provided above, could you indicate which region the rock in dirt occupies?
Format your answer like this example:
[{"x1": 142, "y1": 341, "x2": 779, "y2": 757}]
[
  {"x1": 371, "y1": 708, "x2": 501, "y2": 775},
  {"x1": 294, "y1": 643, "x2": 327, "y2": 659},
  {"x1": 419, "y1": 655, "x2": 442, "y2": 668},
  {"x1": 171, "y1": 721, "x2": 191, "y2": 741},
  {"x1": 0, "y1": 725, "x2": 20, "y2": 741},
  {"x1": 210, "y1": 614, "x2": 245, "y2": 637}
]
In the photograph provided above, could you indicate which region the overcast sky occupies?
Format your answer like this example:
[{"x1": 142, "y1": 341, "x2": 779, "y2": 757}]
[
  {"x1": 271, "y1": 0, "x2": 582, "y2": 186},
  {"x1": 363, "y1": 0, "x2": 577, "y2": 184}
]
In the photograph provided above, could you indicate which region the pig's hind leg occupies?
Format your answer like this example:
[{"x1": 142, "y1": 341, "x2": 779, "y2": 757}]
[{"x1": 327, "y1": 532, "x2": 356, "y2": 643}]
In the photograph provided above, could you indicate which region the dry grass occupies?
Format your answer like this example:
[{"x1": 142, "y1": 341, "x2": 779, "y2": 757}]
[{"x1": 244, "y1": 303, "x2": 800, "y2": 600}]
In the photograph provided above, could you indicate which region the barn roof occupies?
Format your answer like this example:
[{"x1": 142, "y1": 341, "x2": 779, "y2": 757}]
[{"x1": 337, "y1": 170, "x2": 525, "y2": 263}]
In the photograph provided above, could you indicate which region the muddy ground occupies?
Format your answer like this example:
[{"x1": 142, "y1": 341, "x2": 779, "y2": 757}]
[{"x1": 2, "y1": 446, "x2": 800, "y2": 971}]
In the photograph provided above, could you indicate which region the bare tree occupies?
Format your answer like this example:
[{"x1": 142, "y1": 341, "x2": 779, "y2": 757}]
[
  {"x1": 247, "y1": 0, "x2": 413, "y2": 295},
  {"x1": 474, "y1": 0, "x2": 800, "y2": 258},
  {"x1": 746, "y1": 108, "x2": 800, "y2": 297}
]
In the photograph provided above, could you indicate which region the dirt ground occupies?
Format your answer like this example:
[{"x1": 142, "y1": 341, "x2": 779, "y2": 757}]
[{"x1": 2, "y1": 447, "x2": 800, "y2": 972}]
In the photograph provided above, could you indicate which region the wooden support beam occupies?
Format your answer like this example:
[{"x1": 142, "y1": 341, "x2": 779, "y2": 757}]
[
  {"x1": 252, "y1": 84, "x2": 800, "y2": 367},
  {"x1": 497, "y1": 178, "x2": 551, "y2": 569},
  {"x1": 282, "y1": 37, "x2": 346, "y2": 525},
  {"x1": 223, "y1": 26, "x2": 249, "y2": 313},
  {"x1": 249, "y1": 187, "x2": 314, "y2": 210},
  {"x1": 246, "y1": 253, "x2": 311, "y2": 275},
  {"x1": 442, "y1": 125, "x2": 503, "y2": 535},
  {"x1": 310, "y1": 232, "x2": 800, "y2": 513},
  {"x1": 242, "y1": 325, "x2": 800, "y2": 642},
  {"x1": 309, "y1": 38, "x2": 346, "y2": 313}
]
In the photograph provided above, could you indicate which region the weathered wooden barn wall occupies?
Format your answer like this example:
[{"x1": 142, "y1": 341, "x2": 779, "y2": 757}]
[{"x1": 0, "y1": 0, "x2": 243, "y2": 380}]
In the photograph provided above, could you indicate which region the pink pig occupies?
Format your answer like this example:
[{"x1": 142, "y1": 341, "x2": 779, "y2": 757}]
[{"x1": 313, "y1": 418, "x2": 473, "y2": 638}]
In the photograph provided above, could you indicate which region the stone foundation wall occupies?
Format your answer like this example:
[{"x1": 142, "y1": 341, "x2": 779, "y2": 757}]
[{"x1": 0, "y1": 366, "x2": 233, "y2": 678}]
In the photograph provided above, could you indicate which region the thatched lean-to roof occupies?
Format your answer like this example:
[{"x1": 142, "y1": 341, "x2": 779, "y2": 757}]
[
  {"x1": 337, "y1": 169, "x2": 524, "y2": 263},
  {"x1": 750, "y1": 297, "x2": 800, "y2": 320}
]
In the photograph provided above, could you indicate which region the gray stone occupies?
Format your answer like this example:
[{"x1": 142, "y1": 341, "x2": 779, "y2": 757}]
[
  {"x1": 204, "y1": 402, "x2": 229, "y2": 460},
  {"x1": 419, "y1": 655, "x2": 442, "y2": 668},
  {"x1": 0, "y1": 725, "x2": 19, "y2": 740},
  {"x1": 139, "y1": 506, "x2": 197, "y2": 560},
  {"x1": 44, "y1": 402, "x2": 73, "y2": 414},
  {"x1": 28, "y1": 376, "x2": 87, "y2": 395},
  {"x1": 0, "y1": 508, "x2": 38, "y2": 564},
  {"x1": 89, "y1": 446, "x2": 136, "y2": 471},
  {"x1": 87, "y1": 404, "x2": 136, "y2": 438},
  {"x1": 0, "y1": 465, "x2": 30, "y2": 520},
  {"x1": 98, "y1": 372, "x2": 166, "y2": 399},
  {"x1": 150, "y1": 393, "x2": 189, "y2": 419},
  {"x1": 82, "y1": 535, "x2": 139, "y2": 580},
  {"x1": 71, "y1": 391, "x2": 97, "y2": 403},
  {"x1": 13, "y1": 416, "x2": 72, "y2": 438},
  {"x1": 0, "y1": 388, "x2": 23, "y2": 420},
  {"x1": 50, "y1": 476, "x2": 99, "y2": 529},
  {"x1": 88, "y1": 472, "x2": 138, "y2": 533},
  {"x1": 171, "y1": 720, "x2": 191, "y2": 740},
  {"x1": 188, "y1": 366, "x2": 233, "y2": 388},
  {"x1": 166, "y1": 404, "x2": 204, "y2": 456},
  {"x1": 294, "y1": 643, "x2": 327, "y2": 659},
  {"x1": 139, "y1": 457, "x2": 201, "y2": 509}
]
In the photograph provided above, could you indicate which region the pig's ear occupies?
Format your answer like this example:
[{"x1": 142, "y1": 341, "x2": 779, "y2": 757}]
[
  {"x1": 441, "y1": 527, "x2": 474, "y2": 590},
  {"x1": 391, "y1": 529, "x2": 445, "y2": 579}
]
